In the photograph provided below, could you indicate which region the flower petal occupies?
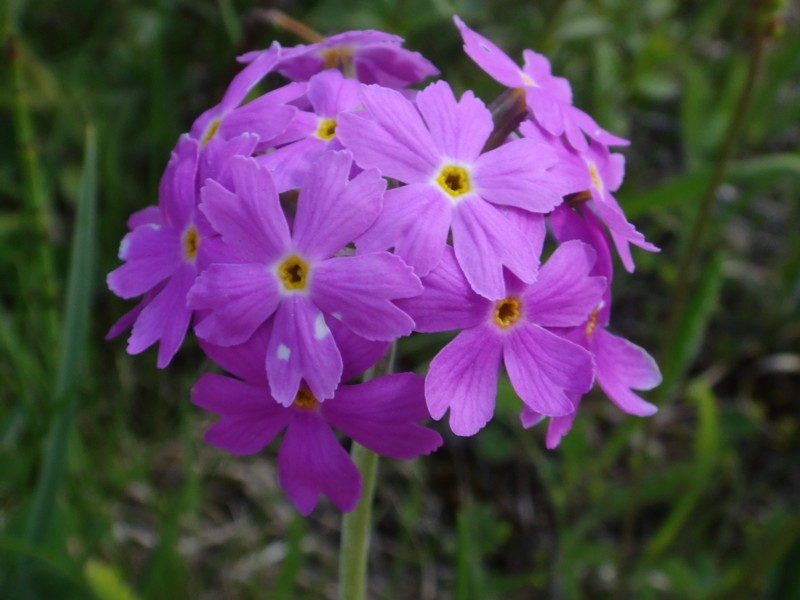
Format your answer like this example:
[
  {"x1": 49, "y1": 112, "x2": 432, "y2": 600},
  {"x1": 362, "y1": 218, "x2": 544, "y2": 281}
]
[
  {"x1": 452, "y1": 196, "x2": 538, "y2": 300},
  {"x1": 266, "y1": 296, "x2": 343, "y2": 406},
  {"x1": 415, "y1": 80, "x2": 492, "y2": 161},
  {"x1": 293, "y1": 151, "x2": 385, "y2": 260},
  {"x1": 107, "y1": 225, "x2": 182, "y2": 299},
  {"x1": 396, "y1": 245, "x2": 489, "y2": 333},
  {"x1": 279, "y1": 411, "x2": 361, "y2": 515},
  {"x1": 426, "y1": 325, "x2": 503, "y2": 436},
  {"x1": 189, "y1": 263, "x2": 280, "y2": 346},
  {"x1": 594, "y1": 330, "x2": 660, "y2": 416},
  {"x1": 504, "y1": 323, "x2": 592, "y2": 416},
  {"x1": 200, "y1": 157, "x2": 290, "y2": 263},
  {"x1": 454, "y1": 16, "x2": 526, "y2": 88},
  {"x1": 159, "y1": 135, "x2": 199, "y2": 228},
  {"x1": 323, "y1": 374, "x2": 443, "y2": 458},
  {"x1": 523, "y1": 240, "x2": 605, "y2": 327},
  {"x1": 192, "y1": 374, "x2": 289, "y2": 455},
  {"x1": 356, "y1": 183, "x2": 453, "y2": 277}
]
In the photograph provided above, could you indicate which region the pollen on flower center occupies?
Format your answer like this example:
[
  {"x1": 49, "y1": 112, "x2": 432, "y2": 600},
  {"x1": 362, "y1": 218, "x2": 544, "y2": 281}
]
[
  {"x1": 182, "y1": 225, "x2": 199, "y2": 261},
  {"x1": 278, "y1": 255, "x2": 309, "y2": 291},
  {"x1": 493, "y1": 296, "x2": 522, "y2": 329},
  {"x1": 588, "y1": 162, "x2": 603, "y2": 192},
  {"x1": 316, "y1": 118, "x2": 337, "y2": 140},
  {"x1": 436, "y1": 165, "x2": 472, "y2": 199},
  {"x1": 293, "y1": 387, "x2": 318, "y2": 410},
  {"x1": 585, "y1": 304, "x2": 602, "y2": 337},
  {"x1": 321, "y1": 46, "x2": 353, "y2": 70},
  {"x1": 200, "y1": 117, "x2": 221, "y2": 147}
]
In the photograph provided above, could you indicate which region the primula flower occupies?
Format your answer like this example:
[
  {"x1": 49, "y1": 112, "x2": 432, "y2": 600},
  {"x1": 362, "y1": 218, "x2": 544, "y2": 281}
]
[
  {"x1": 521, "y1": 207, "x2": 661, "y2": 448},
  {"x1": 338, "y1": 80, "x2": 572, "y2": 300},
  {"x1": 257, "y1": 69, "x2": 361, "y2": 191},
  {"x1": 107, "y1": 136, "x2": 204, "y2": 367},
  {"x1": 190, "y1": 43, "x2": 302, "y2": 150},
  {"x1": 193, "y1": 323, "x2": 443, "y2": 515},
  {"x1": 521, "y1": 120, "x2": 659, "y2": 272},
  {"x1": 188, "y1": 151, "x2": 422, "y2": 406},
  {"x1": 240, "y1": 30, "x2": 438, "y2": 88},
  {"x1": 398, "y1": 240, "x2": 605, "y2": 436},
  {"x1": 454, "y1": 16, "x2": 627, "y2": 152}
]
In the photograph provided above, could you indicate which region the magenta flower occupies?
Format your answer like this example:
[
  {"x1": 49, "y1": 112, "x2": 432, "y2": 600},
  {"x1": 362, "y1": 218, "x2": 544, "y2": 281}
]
[
  {"x1": 338, "y1": 80, "x2": 572, "y2": 299},
  {"x1": 521, "y1": 120, "x2": 659, "y2": 272},
  {"x1": 398, "y1": 240, "x2": 605, "y2": 436},
  {"x1": 193, "y1": 324, "x2": 442, "y2": 515},
  {"x1": 190, "y1": 43, "x2": 302, "y2": 150},
  {"x1": 107, "y1": 136, "x2": 204, "y2": 367},
  {"x1": 454, "y1": 16, "x2": 627, "y2": 152},
  {"x1": 521, "y1": 207, "x2": 660, "y2": 447},
  {"x1": 240, "y1": 30, "x2": 438, "y2": 88},
  {"x1": 188, "y1": 151, "x2": 422, "y2": 406},
  {"x1": 257, "y1": 69, "x2": 361, "y2": 191}
]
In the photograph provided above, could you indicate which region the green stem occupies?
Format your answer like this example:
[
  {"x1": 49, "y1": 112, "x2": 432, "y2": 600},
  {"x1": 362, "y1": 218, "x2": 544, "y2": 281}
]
[
  {"x1": 660, "y1": 21, "x2": 768, "y2": 365},
  {"x1": 338, "y1": 343, "x2": 396, "y2": 600}
]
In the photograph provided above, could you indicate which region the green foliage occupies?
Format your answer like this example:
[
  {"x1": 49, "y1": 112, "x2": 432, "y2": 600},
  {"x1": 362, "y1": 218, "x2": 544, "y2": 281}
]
[{"x1": 1, "y1": 1, "x2": 797, "y2": 598}]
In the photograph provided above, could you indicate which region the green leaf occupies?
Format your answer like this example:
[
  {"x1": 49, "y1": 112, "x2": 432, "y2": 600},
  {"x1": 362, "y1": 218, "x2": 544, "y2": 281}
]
[{"x1": 84, "y1": 560, "x2": 142, "y2": 600}]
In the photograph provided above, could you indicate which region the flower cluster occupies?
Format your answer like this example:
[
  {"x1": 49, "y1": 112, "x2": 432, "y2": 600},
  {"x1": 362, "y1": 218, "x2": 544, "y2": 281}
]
[{"x1": 107, "y1": 17, "x2": 661, "y2": 513}]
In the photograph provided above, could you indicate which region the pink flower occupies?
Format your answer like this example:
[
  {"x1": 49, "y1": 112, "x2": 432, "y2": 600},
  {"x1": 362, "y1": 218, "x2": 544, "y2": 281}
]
[
  {"x1": 193, "y1": 324, "x2": 442, "y2": 514},
  {"x1": 338, "y1": 80, "x2": 572, "y2": 299},
  {"x1": 187, "y1": 151, "x2": 422, "y2": 406},
  {"x1": 398, "y1": 240, "x2": 606, "y2": 436},
  {"x1": 454, "y1": 16, "x2": 627, "y2": 151}
]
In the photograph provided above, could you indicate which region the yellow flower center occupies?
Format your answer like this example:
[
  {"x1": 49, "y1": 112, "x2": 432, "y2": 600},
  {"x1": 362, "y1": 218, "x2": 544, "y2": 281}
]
[
  {"x1": 277, "y1": 255, "x2": 309, "y2": 291},
  {"x1": 200, "y1": 117, "x2": 221, "y2": 147},
  {"x1": 521, "y1": 72, "x2": 535, "y2": 86},
  {"x1": 436, "y1": 165, "x2": 472, "y2": 199},
  {"x1": 585, "y1": 305, "x2": 602, "y2": 337},
  {"x1": 316, "y1": 118, "x2": 337, "y2": 141},
  {"x1": 588, "y1": 162, "x2": 603, "y2": 192},
  {"x1": 493, "y1": 297, "x2": 522, "y2": 329},
  {"x1": 293, "y1": 387, "x2": 318, "y2": 410},
  {"x1": 182, "y1": 225, "x2": 199, "y2": 261},
  {"x1": 321, "y1": 46, "x2": 353, "y2": 70}
]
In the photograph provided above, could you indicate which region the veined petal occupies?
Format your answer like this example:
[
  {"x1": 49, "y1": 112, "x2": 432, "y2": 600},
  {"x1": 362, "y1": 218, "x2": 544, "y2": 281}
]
[
  {"x1": 159, "y1": 135, "x2": 199, "y2": 229},
  {"x1": 594, "y1": 329, "x2": 660, "y2": 416},
  {"x1": 324, "y1": 374, "x2": 442, "y2": 458},
  {"x1": 200, "y1": 320, "x2": 273, "y2": 384},
  {"x1": 523, "y1": 240, "x2": 606, "y2": 327},
  {"x1": 337, "y1": 86, "x2": 439, "y2": 182},
  {"x1": 396, "y1": 246, "x2": 489, "y2": 333},
  {"x1": 189, "y1": 263, "x2": 280, "y2": 346},
  {"x1": 415, "y1": 80, "x2": 492, "y2": 161},
  {"x1": 327, "y1": 317, "x2": 389, "y2": 382},
  {"x1": 520, "y1": 403, "x2": 579, "y2": 450},
  {"x1": 266, "y1": 296, "x2": 342, "y2": 406},
  {"x1": 219, "y1": 101, "x2": 296, "y2": 146},
  {"x1": 192, "y1": 374, "x2": 290, "y2": 455},
  {"x1": 473, "y1": 138, "x2": 565, "y2": 212},
  {"x1": 452, "y1": 197, "x2": 538, "y2": 300},
  {"x1": 504, "y1": 323, "x2": 592, "y2": 416},
  {"x1": 200, "y1": 158, "x2": 290, "y2": 263},
  {"x1": 107, "y1": 225, "x2": 182, "y2": 299},
  {"x1": 426, "y1": 325, "x2": 503, "y2": 436},
  {"x1": 293, "y1": 151, "x2": 385, "y2": 260},
  {"x1": 454, "y1": 16, "x2": 526, "y2": 88},
  {"x1": 127, "y1": 263, "x2": 195, "y2": 367},
  {"x1": 312, "y1": 253, "x2": 420, "y2": 341},
  {"x1": 279, "y1": 411, "x2": 361, "y2": 515},
  {"x1": 356, "y1": 184, "x2": 453, "y2": 277},
  {"x1": 307, "y1": 69, "x2": 361, "y2": 117}
]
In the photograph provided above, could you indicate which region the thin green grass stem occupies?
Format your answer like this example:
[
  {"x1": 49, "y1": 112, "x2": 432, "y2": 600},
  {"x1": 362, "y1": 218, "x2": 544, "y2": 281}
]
[{"x1": 338, "y1": 343, "x2": 396, "y2": 600}]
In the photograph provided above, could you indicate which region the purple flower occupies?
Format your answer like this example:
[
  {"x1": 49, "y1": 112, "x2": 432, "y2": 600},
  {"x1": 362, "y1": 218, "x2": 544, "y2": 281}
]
[
  {"x1": 107, "y1": 136, "x2": 204, "y2": 367},
  {"x1": 240, "y1": 30, "x2": 438, "y2": 88},
  {"x1": 398, "y1": 240, "x2": 605, "y2": 436},
  {"x1": 190, "y1": 43, "x2": 302, "y2": 150},
  {"x1": 454, "y1": 16, "x2": 627, "y2": 151},
  {"x1": 192, "y1": 324, "x2": 442, "y2": 515},
  {"x1": 521, "y1": 207, "x2": 660, "y2": 448},
  {"x1": 188, "y1": 151, "x2": 422, "y2": 406},
  {"x1": 257, "y1": 69, "x2": 361, "y2": 191},
  {"x1": 338, "y1": 80, "x2": 571, "y2": 299},
  {"x1": 522, "y1": 120, "x2": 659, "y2": 272}
]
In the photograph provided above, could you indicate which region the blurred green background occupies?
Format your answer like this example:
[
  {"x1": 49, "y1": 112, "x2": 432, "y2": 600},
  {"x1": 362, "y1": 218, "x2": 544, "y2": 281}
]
[{"x1": 1, "y1": 0, "x2": 799, "y2": 598}]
